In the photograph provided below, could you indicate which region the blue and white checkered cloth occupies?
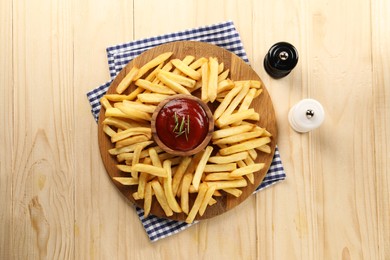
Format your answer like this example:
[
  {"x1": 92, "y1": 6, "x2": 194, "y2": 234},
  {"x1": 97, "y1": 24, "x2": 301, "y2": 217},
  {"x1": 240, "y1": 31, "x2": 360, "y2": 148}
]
[{"x1": 87, "y1": 20, "x2": 286, "y2": 242}]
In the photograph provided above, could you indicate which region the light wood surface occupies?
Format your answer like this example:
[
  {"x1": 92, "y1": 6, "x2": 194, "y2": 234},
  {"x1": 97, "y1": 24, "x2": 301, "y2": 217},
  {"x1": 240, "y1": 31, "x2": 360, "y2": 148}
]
[
  {"x1": 1, "y1": 0, "x2": 388, "y2": 259},
  {"x1": 98, "y1": 41, "x2": 277, "y2": 221}
]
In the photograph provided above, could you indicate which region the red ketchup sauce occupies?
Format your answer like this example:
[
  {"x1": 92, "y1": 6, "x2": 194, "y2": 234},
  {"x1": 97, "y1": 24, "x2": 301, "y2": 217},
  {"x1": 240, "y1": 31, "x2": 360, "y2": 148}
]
[{"x1": 155, "y1": 98, "x2": 209, "y2": 151}]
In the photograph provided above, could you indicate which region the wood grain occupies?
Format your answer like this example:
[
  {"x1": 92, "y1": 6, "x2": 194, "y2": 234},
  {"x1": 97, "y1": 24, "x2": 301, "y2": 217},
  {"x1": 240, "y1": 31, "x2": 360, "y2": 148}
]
[
  {"x1": 98, "y1": 41, "x2": 277, "y2": 221},
  {"x1": 1, "y1": 0, "x2": 389, "y2": 259}
]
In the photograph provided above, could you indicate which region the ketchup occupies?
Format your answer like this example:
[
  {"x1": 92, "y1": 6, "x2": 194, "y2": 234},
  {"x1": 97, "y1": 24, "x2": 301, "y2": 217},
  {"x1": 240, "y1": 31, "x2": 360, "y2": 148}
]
[{"x1": 155, "y1": 98, "x2": 209, "y2": 151}]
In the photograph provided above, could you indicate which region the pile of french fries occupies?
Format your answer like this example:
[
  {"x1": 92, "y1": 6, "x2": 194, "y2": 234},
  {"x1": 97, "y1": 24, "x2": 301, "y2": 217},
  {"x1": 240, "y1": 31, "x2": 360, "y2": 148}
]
[{"x1": 100, "y1": 52, "x2": 272, "y2": 223}]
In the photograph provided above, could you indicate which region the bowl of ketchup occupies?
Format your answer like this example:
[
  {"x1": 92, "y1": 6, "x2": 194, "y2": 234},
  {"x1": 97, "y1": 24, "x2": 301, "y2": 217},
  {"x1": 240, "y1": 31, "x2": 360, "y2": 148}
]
[{"x1": 151, "y1": 94, "x2": 214, "y2": 156}]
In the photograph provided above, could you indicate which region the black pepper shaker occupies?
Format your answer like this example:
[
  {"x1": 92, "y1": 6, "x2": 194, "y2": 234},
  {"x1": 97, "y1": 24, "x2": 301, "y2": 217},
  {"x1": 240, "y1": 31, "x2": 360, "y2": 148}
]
[{"x1": 264, "y1": 42, "x2": 298, "y2": 79}]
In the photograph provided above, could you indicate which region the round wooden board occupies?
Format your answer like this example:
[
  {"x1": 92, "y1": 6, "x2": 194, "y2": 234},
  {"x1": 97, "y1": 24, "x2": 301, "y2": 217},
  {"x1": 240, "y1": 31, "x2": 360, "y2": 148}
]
[{"x1": 98, "y1": 41, "x2": 277, "y2": 221}]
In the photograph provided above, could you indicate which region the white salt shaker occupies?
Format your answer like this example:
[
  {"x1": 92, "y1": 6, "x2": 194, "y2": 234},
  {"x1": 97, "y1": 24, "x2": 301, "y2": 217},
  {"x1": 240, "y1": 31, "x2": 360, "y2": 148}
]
[{"x1": 288, "y1": 99, "x2": 325, "y2": 133}]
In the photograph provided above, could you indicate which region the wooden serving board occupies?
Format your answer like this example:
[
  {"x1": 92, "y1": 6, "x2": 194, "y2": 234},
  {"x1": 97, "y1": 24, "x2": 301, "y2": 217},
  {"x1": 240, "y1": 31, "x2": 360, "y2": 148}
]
[{"x1": 98, "y1": 41, "x2": 277, "y2": 221}]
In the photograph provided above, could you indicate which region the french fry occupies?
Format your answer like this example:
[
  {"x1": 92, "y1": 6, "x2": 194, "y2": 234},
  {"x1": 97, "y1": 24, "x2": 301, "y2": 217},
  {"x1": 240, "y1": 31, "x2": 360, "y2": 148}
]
[
  {"x1": 172, "y1": 55, "x2": 195, "y2": 74},
  {"x1": 218, "y1": 82, "x2": 250, "y2": 120},
  {"x1": 193, "y1": 146, "x2": 213, "y2": 190},
  {"x1": 212, "y1": 124, "x2": 254, "y2": 140},
  {"x1": 205, "y1": 179, "x2": 247, "y2": 190},
  {"x1": 256, "y1": 144, "x2": 272, "y2": 154},
  {"x1": 151, "y1": 180, "x2": 173, "y2": 217},
  {"x1": 113, "y1": 177, "x2": 138, "y2": 185},
  {"x1": 213, "y1": 84, "x2": 243, "y2": 120},
  {"x1": 148, "y1": 147, "x2": 162, "y2": 168},
  {"x1": 115, "y1": 135, "x2": 150, "y2": 148},
  {"x1": 230, "y1": 163, "x2": 265, "y2": 177},
  {"x1": 204, "y1": 172, "x2": 242, "y2": 181},
  {"x1": 135, "y1": 52, "x2": 173, "y2": 80},
  {"x1": 115, "y1": 103, "x2": 152, "y2": 121},
  {"x1": 213, "y1": 129, "x2": 264, "y2": 145},
  {"x1": 218, "y1": 69, "x2": 230, "y2": 82},
  {"x1": 135, "y1": 79, "x2": 176, "y2": 95},
  {"x1": 171, "y1": 59, "x2": 201, "y2": 80},
  {"x1": 131, "y1": 145, "x2": 143, "y2": 179},
  {"x1": 222, "y1": 188, "x2": 242, "y2": 197},
  {"x1": 145, "y1": 63, "x2": 163, "y2": 82},
  {"x1": 172, "y1": 156, "x2": 192, "y2": 195},
  {"x1": 132, "y1": 164, "x2": 167, "y2": 178},
  {"x1": 163, "y1": 160, "x2": 182, "y2": 213},
  {"x1": 186, "y1": 183, "x2": 207, "y2": 223},
  {"x1": 117, "y1": 66, "x2": 139, "y2": 94},
  {"x1": 181, "y1": 173, "x2": 193, "y2": 215},
  {"x1": 203, "y1": 163, "x2": 237, "y2": 172},
  {"x1": 144, "y1": 182, "x2": 152, "y2": 217},
  {"x1": 157, "y1": 73, "x2": 191, "y2": 94},
  {"x1": 208, "y1": 57, "x2": 218, "y2": 102},
  {"x1": 100, "y1": 96, "x2": 112, "y2": 110},
  {"x1": 201, "y1": 61, "x2": 209, "y2": 101},
  {"x1": 199, "y1": 185, "x2": 216, "y2": 216},
  {"x1": 189, "y1": 57, "x2": 208, "y2": 70},
  {"x1": 108, "y1": 141, "x2": 154, "y2": 155},
  {"x1": 207, "y1": 151, "x2": 249, "y2": 164},
  {"x1": 103, "y1": 117, "x2": 139, "y2": 130},
  {"x1": 103, "y1": 124, "x2": 116, "y2": 137},
  {"x1": 158, "y1": 69, "x2": 196, "y2": 88},
  {"x1": 111, "y1": 127, "x2": 151, "y2": 143},
  {"x1": 216, "y1": 109, "x2": 259, "y2": 128},
  {"x1": 122, "y1": 100, "x2": 157, "y2": 113},
  {"x1": 219, "y1": 137, "x2": 271, "y2": 155},
  {"x1": 217, "y1": 79, "x2": 235, "y2": 93},
  {"x1": 248, "y1": 148, "x2": 258, "y2": 160},
  {"x1": 137, "y1": 93, "x2": 170, "y2": 103}
]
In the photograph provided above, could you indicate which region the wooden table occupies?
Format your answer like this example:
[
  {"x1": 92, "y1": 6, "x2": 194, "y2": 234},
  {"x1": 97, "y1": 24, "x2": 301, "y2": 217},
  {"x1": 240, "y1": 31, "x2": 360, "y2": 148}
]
[{"x1": 1, "y1": 0, "x2": 389, "y2": 259}]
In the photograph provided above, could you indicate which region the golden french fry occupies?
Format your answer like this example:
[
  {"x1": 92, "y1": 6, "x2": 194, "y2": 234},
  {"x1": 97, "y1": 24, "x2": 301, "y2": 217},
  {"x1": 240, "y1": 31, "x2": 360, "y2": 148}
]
[
  {"x1": 145, "y1": 63, "x2": 163, "y2": 82},
  {"x1": 222, "y1": 188, "x2": 242, "y2": 197},
  {"x1": 219, "y1": 137, "x2": 271, "y2": 155},
  {"x1": 208, "y1": 57, "x2": 218, "y2": 102},
  {"x1": 189, "y1": 57, "x2": 208, "y2": 70},
  {"x1": 208, "y1": 197, "x2": 217, "y2": 206},
  {"x1": 193, "y1": 146, "x2": 214, "y2": 190},
  {"x1": 103, "y1": 117, "x2": 139, "y2": 130},
  {"x1": 148, "y1": 147, "x2": 162, "y2": 168},
  {"x1": 217, "y1": 79, "x2": 235, "y2": 93},
  {"x1": 144, "y1": 182, "x2": 152, "y2": 217},
  {"x1": 113, "y1": 177, "x2": 138, "y2": 185},
  {"x1": 256, "y1": 144, "x2": 272, "y2": 153},
  {"x1": 199, "y1": 186, "x2": 216, "y2": 216},
  {"x1": 100, "y1": 96, "x2": 112, "y2": 110},
  {"x1": 122, "y1": 100, "x2": 157, "y2": 113},
  {"x1": 115, "y1": 103, "x2": 152, "y2": 121},
  {"x1": 115, "y1": 135, "x2": 150, "y2": 148},
  {"x1": 171, "y1": 59, "x2": 201, "y2": 80},
  {"x1": 213, "y1": 129, "x2": 264, "y2": 145},
  {"x1": 207, "y1": 151, "x2": 248, "y2": 164},
  {"x1": 135, "y1": 79, "x2": 176, "y2": 95},
  {"x1": 158, "y1": 69, "x2": 196, "y2": 88},
  {"x1": 205, "y1": 179, "x2": 247, "y2": 190},
  {"x1": 213, "y1": 84, "x2": 243, "y2": 120},
  {"x1": 117, "y1": 66, "x2": 139, "y2": 94},
  {"x1": 132, "y1": 164, "x2": 167, "y2": 178},
  {"x1": 151, "y1": 180, "x2": 173, "y2": 217},
  {"x1": 230, "y1": 163, "x2": 265, "y2": 177},
  {"x1": 204, "y1": 172, "x2": 242, "y2": 181},
  {"x1": 163, "y1": 160, "x2": 182, "y2": 213},
  {"x1": 219, "y1": 82, "x2": 250, "y2": 120},
  {"x1": 246, "y1": 173, "x2": 255, "y2": 184},
  {"x1": 172, "y1": 156, "x2": 192, "y2": 195},
  {"x1": 157, "y1": 73, "x2": 191, "y2": 94},
  {"x1": 110, "y1": 127, "x2": 151, "y2": 143},
  {"x1": 103, "y1": 124, "x2": 116, "y2": 137},
  {"x1": 248, "y1": 148, "x2": 258, "y2": 160},
  {"x1": 109, "y1": 141, "x2": 154, "y2": 155},
  {"x1": 203, "y1": 163, "x2": 237, "y2": 172},
  {"x1": 135, "y1": 52, "x2": 173, "y2": 80},
  {"x1": 201, "y1": 61, "x2": 209, "y2": 101},
  {"x1": 218, "y1": 69, "x2": 230, "y2": 82},
  {"x1": 218, "y1": 62, "x2": 224, "y2": 74},
  {"x1": 216, "y1": 109, "x2": 259, "y2": 128},
  {"x1": 180, "y1": 173, "x2": 193, "y2": 214},
  {"x1": 172, "y1": 55, "x2": 195, "y2": 74},
  {"x1": 137, "y1": 93, "x2": 170, "y2": 103},
  {"x1": 212, "y1": 124, "x2": 254, "y2": 140},
  {"x1": 131, "y1": 145, "x2": 144, "y2": 179},
  {"x1": 186, "y1": 183, "x2": 208, "y2": 223}
]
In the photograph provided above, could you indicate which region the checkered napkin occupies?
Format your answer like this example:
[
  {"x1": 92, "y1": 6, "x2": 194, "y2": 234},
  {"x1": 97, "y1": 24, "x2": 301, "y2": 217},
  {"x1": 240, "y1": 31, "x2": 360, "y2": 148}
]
[{"x1": 87, "y1": 21, "x2": 286, "y2": 242}]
